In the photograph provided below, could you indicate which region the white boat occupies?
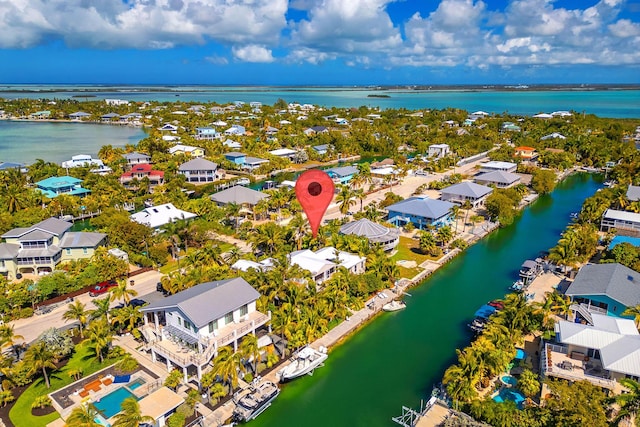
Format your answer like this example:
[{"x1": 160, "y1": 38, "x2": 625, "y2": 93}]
[
  {"x1": 236, "y1": 178, "x2": 250, "y2": 186},
  {"x1": 382, "y1": 300, "x2": 406, "y2": 312},
  {"x1": 232, "y1": 379, "x2": 280, "y2": 422},
  {"x1": 276, "y1": 346, "x2": 328, "y2": 382}
]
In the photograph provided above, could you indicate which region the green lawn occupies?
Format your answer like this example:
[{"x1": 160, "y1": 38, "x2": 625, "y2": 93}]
[
  {"x1": 10, "y1": 341, "x2": 121, "y2": 427},
  {"x1": 390, "y1": 236, "x2": 430, "y2": 265}
]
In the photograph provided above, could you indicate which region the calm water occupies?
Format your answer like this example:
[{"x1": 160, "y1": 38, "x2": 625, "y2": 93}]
[
  {"x1": 254, "y1": 173, "x2": 601, "y2": 427},
  {"x1": 0, "y1": 120, "x2": 146, "y2": 164},
  {"x1": 1, "y1": 85, "x2": 639, "y2": 118}
]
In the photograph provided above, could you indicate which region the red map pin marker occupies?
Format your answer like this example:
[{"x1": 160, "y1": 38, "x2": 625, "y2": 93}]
[{"x1": 295, "y1": 169, "x2": 335, "y2": 238}]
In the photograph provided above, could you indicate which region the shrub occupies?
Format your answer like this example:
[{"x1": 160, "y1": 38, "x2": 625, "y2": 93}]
[
  {"x1": 243, "y1": 373, "x2": 253, "y2": 383},
  {"x1": 31, "y1": 395, "x2": 52, "y2": 409},
  {"x1": 0, "y1": 390, "x2": 15, "y2": 407},
  {"x1": 114, "y1": 354, "x2": 139, "y2": 374},
  {"x1": 166, "y1": 411, "x2": 186, "y2": 427}
]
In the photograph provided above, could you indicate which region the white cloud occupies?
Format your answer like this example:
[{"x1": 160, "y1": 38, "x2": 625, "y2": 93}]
[
  {"x1": 609, "y1": 19, "x2": 640, "y2": 37},
  {"x1": 232, "y1": 45, "x2": 275, "y2": 63}
]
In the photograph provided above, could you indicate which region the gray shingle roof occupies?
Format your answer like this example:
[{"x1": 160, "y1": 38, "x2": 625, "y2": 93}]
[
  {"x1": 565, "y1": 263, "x2": 640, "y2": 307},
  {"x1": 327, "y1": 166, "x2": 358, "y2": 177},
  {"x1": 17, "y1": 230, "x2": 52, "y2": 242},
  {"x1": 178, "y1": 158, "x2": 218, "y2": 172},
  {"x1": 441, "y1": 182, "x2": 493, "y2": 199},
  {"x1": 59, "y1": 232, "x2": 107, "y2": 248},
  {"x1": 210, "y1": 185, "x2": 269, "y2": 206},
  {"x1": 627, "y1": 185, "x2": 640, "y2": 202},
  {"x1": 474, "y1": 170, "x2": 520, "y2": 185},
  {"x1": 1, "y1": 217, "x2": 72, "y2": 239},
  {"x1": 123, "y1": 152, "x2": 151, "y2": 161},
  {"x1": 386, "y1": 197, "x2": 455, "y2": 220},
  {"x1": 141, "y1": 277, "x2": 260, "y2": 328},
  {"x1": 0, "y1": 243, "x2": 19, "y2": 259},
  {"x1": 339, "y1": 219, "x2": 400, "y2": 243}
]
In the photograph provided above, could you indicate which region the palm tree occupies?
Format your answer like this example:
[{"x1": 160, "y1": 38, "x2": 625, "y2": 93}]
[
  {"x1": 110, "y1": 305, "x2": 144, "y2": 332},
  {"x1": 354, "y1": 188, "x2": 366, "y2": 212},
  {"x1": 335, "y1": 185, "x2": 356, "y2": 215},
  {"x1": 112, "y1": 397, "x2": 154, "y2": 427},
  {"x1": 436, "y1": 225, "x2": 453, "y2": 246},
  {"x1": 86, "y1": 320, "x2": 114, "y2": 363},
  {"x1": 608, "y1": 378, "x2": 640, "y2": 426},
  {"x1": 239, "y1": 334, "x2": 261, "y2": 374},
  {"x1": 461, "y1": 200, "x2": 472, "y2": 232},
  {"x1": 110, "y1": 279, "x2": 138, "y2": 306},
  {"x1": 62, "y1": 300, "x2": 90, "y2": 338},
  {"x1": 623, "y1": 304, "x2": 640, "y2": 328},
  {"x1": 65, "y1": 404, "x2": 101, "y2": 427},
  {"x1": 449, "y1": 205, "x2": 460, "y2": 234},
  {"x1": 551, "y1": 292, "x2": 573, "y2": 320},
  {"x1": 91, "y1": 297, "x2": 111, "y2": 322},
  {"x1": 211, "y1": 346, "x2": 245, "y2": 394},
  {"x1": 23, "y1": 341, "x2": 56, "y2": 388},
  {"x1": 225, "y1": 202, "x2": 242, "y2": 230},
  {"x1": 0, "y1": 324, "x2": 24, "y2": 359},
  {"x1": 533, "y1": 292, "x2": 557, "y2": 331},
  {"x1": 517, "y1": 369, "x2": 541, "y2": 399}
]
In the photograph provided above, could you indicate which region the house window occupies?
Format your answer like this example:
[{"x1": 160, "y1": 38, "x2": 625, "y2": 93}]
[
  {"x1": 240, "y1": 305, "x2": 248, "y2": 316},
  {"x1": 225, "y1": 312, "x2": 234, "y2": 324},
  {"x1": 177, "y1": 317, "x2": 182, "y2": 326},
  {"x1": 208, "y1": 320, "x2": 218, "y2": 333},
  {"x1": 184, "y1": 320, "x2": 192, "y2": 331},
  {"x1": 66, "y1": 248, "x2": 71, "y2": 255},
  {"x1": 83, "y1": 248, "x2": 88, "y2": 254}
]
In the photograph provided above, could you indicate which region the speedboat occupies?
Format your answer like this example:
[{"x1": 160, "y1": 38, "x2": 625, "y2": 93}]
[
  {"x1": 382, "y1": 300, "x2": 406, "y2": 312},
  {"x1": 468, "y1": 317, "x2": 488, "y2": 333},
  {"x1": 232, "y1": 379, "x2": 280, "y2": 422},
  {"x1": 276, "y1": 346, "x2": 328, "y2": 382}
]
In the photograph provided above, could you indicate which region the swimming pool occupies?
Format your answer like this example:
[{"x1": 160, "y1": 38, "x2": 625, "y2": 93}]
[
  {"x1": 515, "y1": 348, "x2": 526, "y2": 360},
  {"x1": 126, "y1": 378, "x2": 145, "y2": 391},
  {"x1": 501, "y1": 375, "x2": 518, "y2": 387},
  {"x1": 493, "y1": 388, "x2": 526, "y2": 409},
  {"x1": 94, "y1": 387, "x2": 137, "y2": 418}
]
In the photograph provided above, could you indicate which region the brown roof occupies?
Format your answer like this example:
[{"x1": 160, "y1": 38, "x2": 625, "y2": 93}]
[{"x1": 137, "y1": 387, "x2": 184, "y2": 420}]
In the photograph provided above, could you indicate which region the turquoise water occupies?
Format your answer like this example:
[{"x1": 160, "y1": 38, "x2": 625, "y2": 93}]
[
  {"x1": 501, "y1": 375, "x2": 518, "y2": 386},
  {"x1": 515, "y1": 348, "x2": 526, "y2": 360},
  {"x1": 127, "y1": 379, "x2": 144, "y2": 390},
  {"x1": 1, "y1": 85, "x2": 639, "y2": 117},
  {"x1": 93, "y1": 387, "x2": 136, "y2": 419},
  {"x1": 0, "y1": 120, "x2": 146, "y2": 164},
  {"x1": 493, "y1": 388, "x2": 526, "y2": 408},
  {"x1": 253, "y1": 173, "x2": 601, "y2": 427}
]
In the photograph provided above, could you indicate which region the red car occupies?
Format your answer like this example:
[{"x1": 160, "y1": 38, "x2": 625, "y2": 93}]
[{"x1": 89, "y1": 280, "x2": 118, "y2": 297}]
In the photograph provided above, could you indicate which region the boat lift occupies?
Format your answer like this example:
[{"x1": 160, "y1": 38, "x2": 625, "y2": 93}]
[{"x1": 391, "y1": 399, "x2": 431, "y2": 427}]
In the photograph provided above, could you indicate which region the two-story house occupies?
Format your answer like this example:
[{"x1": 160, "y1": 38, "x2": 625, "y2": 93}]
[
  {"x1": 140, "y1": 277, "x2": 270, "y2": 381},
  {"x1": 119, "y1": 164, "x2": 165, "y2": 192},
  {"x1": 123, "y1": 152, "x2": 152, "y2": 168},
  {"x1": 36, "y1": 176, "x2": 91, "y2": 198},
  {"x1": 386, "y1": 196, "x2": 454, "y2": 230},
  {"x1": 0, "y1": 218, "x2": 106, "y2": 279},
  {"x1": 178, "y1": 158, "x2": 219, "y2": 183},
  {"x1": 440, "y1": 182, "x2": 493, "y2": 208},
  {"x1": 289, "y1": 247, "x2": 366, "y2": 285}
]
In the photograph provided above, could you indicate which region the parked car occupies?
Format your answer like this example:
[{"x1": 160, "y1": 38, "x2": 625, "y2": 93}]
[{"x1": 89, "y1": 280, "x2": 118, "y2": 297}]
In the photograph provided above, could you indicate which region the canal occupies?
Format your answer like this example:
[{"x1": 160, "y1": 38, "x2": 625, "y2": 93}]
[{"x1": 253, "y1": 173, "x2": 602, "y2": 427}]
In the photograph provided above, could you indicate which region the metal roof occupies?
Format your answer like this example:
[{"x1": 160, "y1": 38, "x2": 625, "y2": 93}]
[
  {"x1": 178, "y1": 158, "x2": 218, "y2": 171},
  {"x1": 386, "y1": 197, "x2": 455, "y2": 221},
  {"x1": 2, "y1": 217, "x2": 72, "y2": 239},
  {"x1": 59, "y1": 232, "x2": 107, "y2": 248},
  {"x1": 0, "y1": 243, "x2": 20, "y2": 259},
  {"x1": 604, "y1": 209, "x2": 640, "y2": 223},
  {"x1": 627, "y1": 185, "x2": 640, "y2": 202},
  {"x1": 142, "y1": 277, "x2": 260, "y2": 328},
  {"x1": 210, "y1": 185, "x2": 269, "y2": 206},
  {"x1": 326, "y1": 166, "x2": 358, "y2": 177},
  {"x1": 440, "y1": 181, "x2": 493, "y2": 199},
  {"x1": 123, "y1": 152, "x2": 151, "y2": 160},
  {"x1": 565, "y1": 263, "x2": 640, "y2": 307},
  {"x1": 339, "y1": 219, "x2": 400, "y2": 243},
  {"x1": 474, "y1": 171, "x2": 520, "y2": 185}
]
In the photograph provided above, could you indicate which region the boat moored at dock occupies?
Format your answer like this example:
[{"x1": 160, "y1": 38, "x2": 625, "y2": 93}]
[
  {"x1": 277, "y1": 346, "x2": 328, "y2": 382},
  {"x1": 232, "y1": 379, "x2": 280, "y2": 422}
]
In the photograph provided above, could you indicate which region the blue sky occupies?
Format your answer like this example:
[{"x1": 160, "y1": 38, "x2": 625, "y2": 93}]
[{"x1": 1, "y1": 0, "x2": 639, "y2": 85}]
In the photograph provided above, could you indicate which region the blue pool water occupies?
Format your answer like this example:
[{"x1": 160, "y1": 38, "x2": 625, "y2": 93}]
[
  {"x1": 515, "y1": 348, "x2": 526, "y2": 360},
  {"x1": 127, "y1": 379, "x2": 144, "y2": 390},
  {"x1": 493, "y1": 388, "x2": 526, "y2": 409},
  {"x1": 94, "y1": 387, "x2": 136, "y2": 418},
  {"x1": 501, "y1": 375, "x2": 518, "y2": 386}
]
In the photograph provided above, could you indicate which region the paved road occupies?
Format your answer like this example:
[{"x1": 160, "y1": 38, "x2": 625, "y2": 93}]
[{"x1": 11, "y1": 269, "x2": 163, "y2": 344}]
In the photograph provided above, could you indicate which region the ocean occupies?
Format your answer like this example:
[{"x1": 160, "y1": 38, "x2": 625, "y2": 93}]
[{"x1": 1, "y1": 85, "x2": 638, "y2": 165}]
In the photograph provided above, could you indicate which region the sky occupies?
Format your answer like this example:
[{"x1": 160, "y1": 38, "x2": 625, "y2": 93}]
[{"x1": 1, "y1": 0, "x2": 640, "y2": 85}]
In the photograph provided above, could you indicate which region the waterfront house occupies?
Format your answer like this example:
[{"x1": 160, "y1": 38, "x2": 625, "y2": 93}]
[
  {"x1": 140, "y1": 277, "x2": 270, "y2": 381},
  {"x1": 123, "y1": 152, "x2": 151, "y2": 167},
  {"x1": 119, "y1": 164, "x2": 165, "y2": 192},
  {"x1": 339, "y1": 219, "x2": 400, "y2": 251},
  {"x1": 313, "y1": 144, "x2": 330, "y2": 156},
  {"x1": 68, "y1": 111, "x2": 91, "y2": 120},
  {"x1": 0, "y1": 217, "x2": 106, "y2": 279},
  {"x1": 120, "y1": 112, "x2": 142, "y2": 124},
  {"x1": 36, "y1": 176, "x2": 90, "y2": 198},
  {"x1": 243, "y1": 157, "x2": 269, "y2": 172},
  {"x1": 224, "y1": 152, "x2": 246, "y2": 166},
  {"x1": 532, "y1": 113, "x2": 553, "y2": 119},
  {"x1": 601, "y1": 209, "x2": 640, "y2": 235},
  {"x1": 178, "y1": 158, "x2": 219, "y2": 183},
  {"x1": 101, "y1": 113, "x2": 120, "y2": 123},
  {"x1": 29, "y1": 111, "x2": 51, "y2": 119},
  {"x1": 543, "y1": 313, "x2": 640, "y2": 392},
  {"x1": 440, "y1": 182, "x2": 493, "y2": 208},
  {"x1": 210, "y1": 186, "x2": 269, "y2": 212},
  {"x1": 474, "y1": 171, "x2": 521, "y2": 188},
  {"x1": 326, "y1": 166, "x2": 359, "y2": 184},
  {"x1": 168, "y1": 144, "x2": 205, "y2": 158},
  {"x1": 514, "y1": 146, "x2": 538, "y2": 161},
  {"x1": 61, "y1": 155, "x2": 105, "y2": 170},
  {"x1": 479, "y1": 161, "x2": 518, "y2": 174},
  {"x1": 428, "y1": 144, "x2": 450, "y2": 159},
  {"x1": 627, "y1": 185, "x2": 640, "y2": 202},
  {"x1": 565, "y1": 263, "x2": 640, "y2": 320},
  {"x1": 289, "y1": 247, "x2": 366, "y2": 285},
  {"x1": 0, "y1": 162, "x2": 26, "y2": 173},
  {"x1": 386, "y1": 196, "x2": 454, "y2": 230},
  {"x1": 130, "y1": 203, "x2": 197, "y2": 229}
]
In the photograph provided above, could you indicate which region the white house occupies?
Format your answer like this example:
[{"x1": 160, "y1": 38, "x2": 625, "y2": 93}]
[
  {"x1": 479, "y1": 161, "x2": 518, "y2": 174},
  {"x1": 141, "y1": 277, "x2": 270, "y2": 380},
  {"x1": 289, "y1": 247, "x2": 366, "y2": 285},
  {"x1": 130, "y1": 203, "x2": 197, "y2": 229},
  {"x1": 269, "y1": 148, "x2": 297, "y2": 160},
  {"x1": 428, "y1": 144, "x2": 450, "y2": 159}
]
